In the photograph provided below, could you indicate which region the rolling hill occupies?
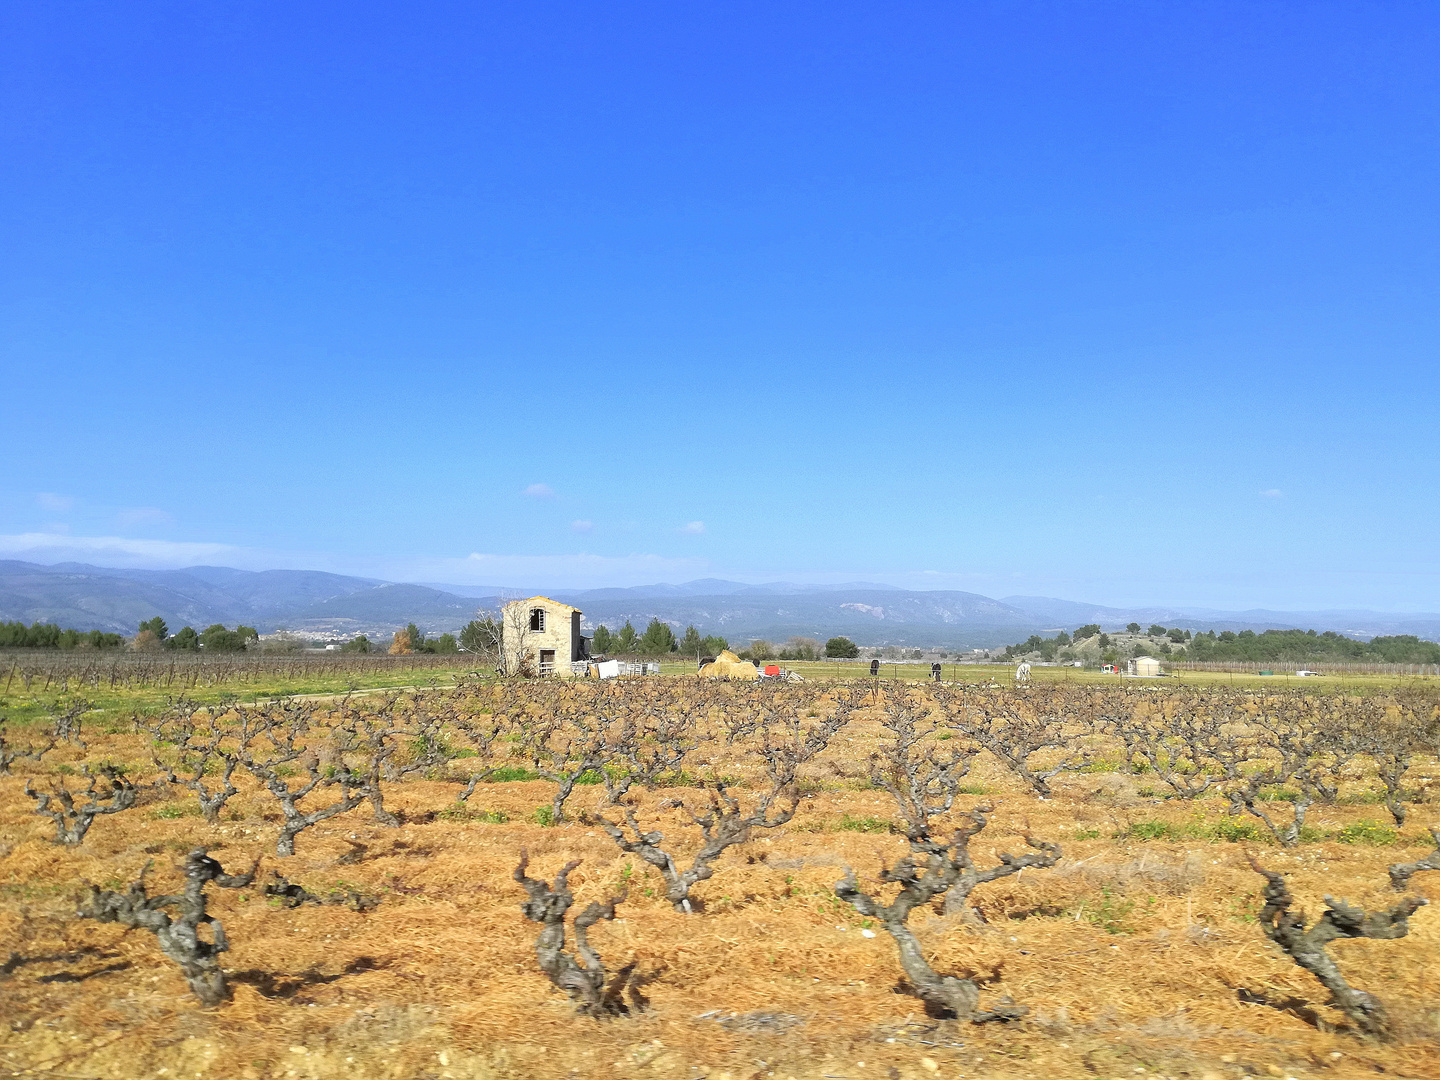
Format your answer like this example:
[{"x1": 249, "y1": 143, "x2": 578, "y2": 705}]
[{"x1": 2, "y1": 560, "x2": 1437, "y2": 648}]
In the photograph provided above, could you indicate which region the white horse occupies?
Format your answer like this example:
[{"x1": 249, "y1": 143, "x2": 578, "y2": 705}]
[{"x1": 1015, "y1": 661, "x2": 1032, "y2": 683}]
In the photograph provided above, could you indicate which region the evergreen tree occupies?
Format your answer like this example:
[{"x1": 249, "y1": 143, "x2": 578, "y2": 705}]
[
  {"x1": 615, "y1": 621, "x2": 639, "y2": 653},
  {"x1": 591, "y1": 624, "x2": 614, "y2": 654},
  {"x1": 639, "y1": 618, "x2": 677, "y2": 655},
  {"x1": 825, "y1": 636, "x2": 859, "y2": 658},
  {"x1": 0, "y1": 621, "x2": 124, "y2": 649},
  {"x1": 139, "y1": 616, "x2": 169, "y2": 641},
  {"x1": 678, "y1": 625, "x2": 704, "y2": 655},
  {"x1": 169, "y1": 626, "x2": 200, "y2": 650},
  {"x1": 198, "y1": 624, "x2": 256, "y2": 652}
]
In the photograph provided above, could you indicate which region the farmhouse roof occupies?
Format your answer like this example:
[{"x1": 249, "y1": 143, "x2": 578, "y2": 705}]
[{"x1": 503, "y1": 595, "x2": 582, "y2": 614}]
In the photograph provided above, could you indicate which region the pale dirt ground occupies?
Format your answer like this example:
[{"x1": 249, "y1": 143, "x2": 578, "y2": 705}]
[{"x1": 3, "y1": 685, "x2": 1440, "y2": 1080}]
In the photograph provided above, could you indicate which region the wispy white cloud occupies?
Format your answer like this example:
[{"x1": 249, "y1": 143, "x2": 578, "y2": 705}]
[
  {"x1": 0, "y1": 532, "x2": 241, "y2": 567},
  {"x1": 679, "y1": 521, "x2": 706, "y2": 534},
  {"x1": 1260, "y1": 489, "x2": 1283, "y2": 498},
  {"x1": 523, "y1": 483, "x2": 555, "y2": 498},
  {"x1": 36, "y1": 493, "x2": 75, "y2": 512},
  {"x1": 115, "y1": 507, "x2": 174, "y2": 527},
  {"x1": 434, "y1": 551, "x2": 707, "y2": 588},
  {"x1": 0, "y1": 532, "x2": 710, "y2": 589},
  {"x1": 571, "y1": 520, "x2": 593, "y2": 532}
]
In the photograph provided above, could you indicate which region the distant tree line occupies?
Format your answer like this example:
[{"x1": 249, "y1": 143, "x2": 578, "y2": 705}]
[
  {"x1": 135, "y1": 617, "x2": 258, "y2": 652},
  {"x1": 385, "y1": 623, "x2": 458, "y2": 655},
  {"x1": 590, "y1": 621, "x2": 728, "y2": 657},
  {"x1": 1001, "y1": 622, "x2": 1440, "y2": 666},
  {"x1": 1189, "y1": 629, "x2": 1440, "y2": 664},
  {"x1": 1004, "y1": 624, "x2": 1196, "y2": 663},
  {"x1": 736, "y1": 636, "x2": 830, "y2": 662},
  {"x1": 1004, "y1": 629, "x2": 1078, "y2": 662},
  {"x1": 0, "y1": 621, "x2": 126, "y2": 649}
]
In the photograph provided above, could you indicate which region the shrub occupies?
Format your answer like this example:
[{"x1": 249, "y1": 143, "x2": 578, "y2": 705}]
[
  {"x1": 1208, "y1": 819, "x2": 1264, "y2": 843},
  {"x1": 1336, "y1": 819, "x2": 1398, "y2": 846},
  {"x1": 834, "y1": 814, "x2": 894, "y2": 834},
  {"x1": 436, "y1": 804, "x2": 509, "y2": 824},
  {"x1": 487, "y1": 766, "x2": 540, "y2": 782},
  {"x1": 1120, "y1": 820, "x2": 1178, "y2": 841},
  {"x1": 1079, "y1": 886, "x2": 1140, "y2": 935},
  {"x1": 149, "y1": 803, "x2": 202, "y2": 820}
]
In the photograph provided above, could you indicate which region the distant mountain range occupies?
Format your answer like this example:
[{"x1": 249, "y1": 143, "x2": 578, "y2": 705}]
[{"x1": 2, "y1": 559, "x2": 1438, "y2": 648}]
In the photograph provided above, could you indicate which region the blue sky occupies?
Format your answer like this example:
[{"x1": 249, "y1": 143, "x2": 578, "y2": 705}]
[{"x1": 3, "y1": 2, "x2": 1438, "y2": 609}]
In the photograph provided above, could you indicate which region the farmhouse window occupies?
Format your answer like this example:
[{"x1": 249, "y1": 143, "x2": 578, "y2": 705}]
[{"x1": 529, "y1": 608, "x2": 546, "y2": 632}]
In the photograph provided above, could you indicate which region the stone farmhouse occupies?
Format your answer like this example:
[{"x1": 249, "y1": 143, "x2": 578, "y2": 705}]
[{"x1": 501, "y1": 595, "x2": 590, "y2": 676}]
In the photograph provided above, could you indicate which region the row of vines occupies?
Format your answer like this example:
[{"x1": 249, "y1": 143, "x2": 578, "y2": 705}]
[{"x1": 5, "y1": 678, "x2": 1440, "y2": 1042}]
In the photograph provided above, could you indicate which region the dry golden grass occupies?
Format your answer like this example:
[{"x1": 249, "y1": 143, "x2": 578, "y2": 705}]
[{"x1": 3, "y1": 685, "x2": 1440, "y2": 1080}]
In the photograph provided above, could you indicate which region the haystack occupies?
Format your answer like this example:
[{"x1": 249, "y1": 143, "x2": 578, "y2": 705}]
[{"x1": 698, "y1": 649, "x2": 759, "y2": 679}]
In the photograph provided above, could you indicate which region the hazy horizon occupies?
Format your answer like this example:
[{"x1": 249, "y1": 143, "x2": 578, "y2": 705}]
[{"x1": 5, "y1": 552, "x2": 1440, "y2": 618}]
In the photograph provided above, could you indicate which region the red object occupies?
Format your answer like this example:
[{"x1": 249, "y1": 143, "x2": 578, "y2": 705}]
[{"x1": 765, "y1": 665, "x2": 780, "y2": 676}]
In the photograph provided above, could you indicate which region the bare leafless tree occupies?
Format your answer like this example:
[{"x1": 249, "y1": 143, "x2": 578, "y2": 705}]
[
  {"x1": 1110, "y1": 690, "x2": 1240, "y2": 799},
  {"x1": 149, "y1": 702, "x2": 243, "y2": 823},
  {"x1": 513, "y1": 850, "x2": 646, "y2": 1017},
  {"x1": 27, "y1": 764, "x2": 137, "y2": 845},
  {"x1": 0, "y1": 718, "x2": 54, "y2": 774},
  {"x1": 79, "y1": 849, "x2": 259, "y2": 1006},
  {"x1": 460, "y1": 609, "x2": 508, "y2": 673},
  {"x1": 234, "y1": 703, "x2": 365, "y2": 856},
  {"x1": 327, "y1": 697, "x2": 422, "y2": 827},
  {"x1": 1249, "y1": 855, "x2": 1427, "y2": 1039},
  {"x1": 1354, "y1": 692, "x2": 1432, "y2": 827},
  {"x1": 519, "y1": 692, "x2": 630, "y2": 823},
  {"x1": 836, "y1": 690, "x2": 1059, "y2": 1019},
  {"x1": 452, "y1": 709, "x2": 511, "y2": 801},
  {"x1": 585, "y1": 686, "x2": 856, "y2": 913},
  {"x1": 1388, "y1": 828, "x2": 1440, "y2": 892},
  {"x1": 837, "y1": 806, "x2": 1058, "y2": 1021},
  {"x1": 937, "y1": 685, "x2": 1089, "y2": 799},
  {"x1": 48, "y1": 699, "x2": 91, "y2": 748},
  {"x1": 584, "y1": 699, "x2": 698, "y2": 908},
  {"x1": 492, "y1": 600, "x2": 538, "y2": 678},
  {"x1": 1222, "y1": 695, "x2": 1360, "y2": 847}
]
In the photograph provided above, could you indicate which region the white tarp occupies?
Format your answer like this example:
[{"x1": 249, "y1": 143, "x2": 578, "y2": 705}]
[{"x1": 595, "y1": 660, "x2": 620, "y2": 679}]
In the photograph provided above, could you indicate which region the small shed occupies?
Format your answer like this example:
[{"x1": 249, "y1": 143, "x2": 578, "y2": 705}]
[
  {"x1": 501, "y1": 595, "x2": 588, "y2": 676},
  {"x1": 1126, "y1": 656, "x2": 1162, "y2": 677}
]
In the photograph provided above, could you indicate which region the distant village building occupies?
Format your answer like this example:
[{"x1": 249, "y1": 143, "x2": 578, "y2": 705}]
[
  {"x1": 502, "y1": 596, "x2": 589, "y2": 676},
  {"x1": 1126, "y1": 656, "x2": 1162, "y2": 677}
]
